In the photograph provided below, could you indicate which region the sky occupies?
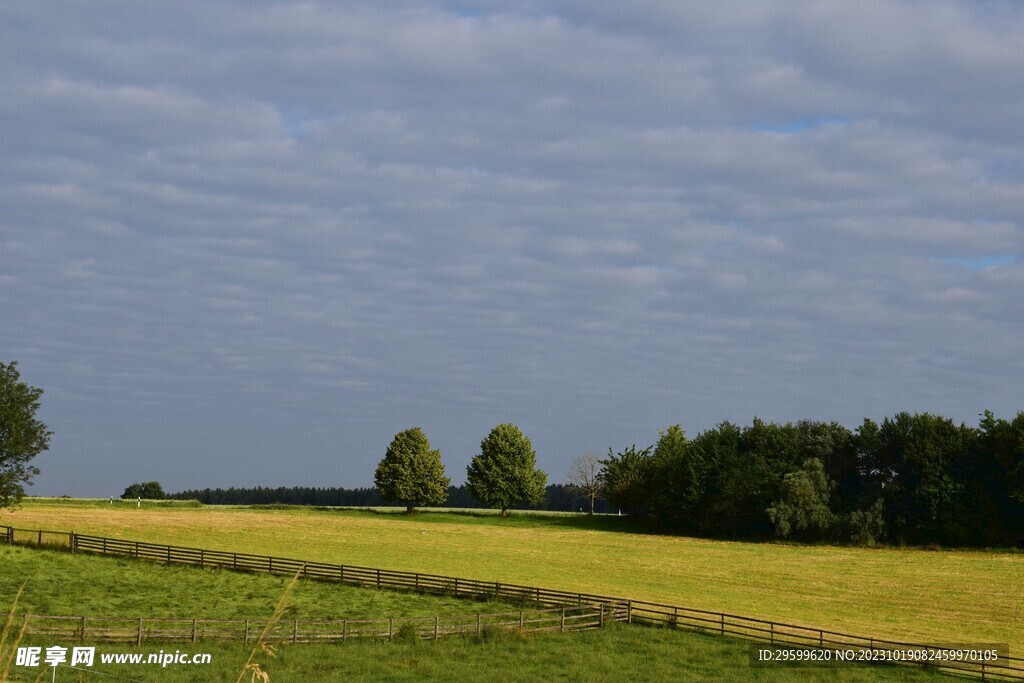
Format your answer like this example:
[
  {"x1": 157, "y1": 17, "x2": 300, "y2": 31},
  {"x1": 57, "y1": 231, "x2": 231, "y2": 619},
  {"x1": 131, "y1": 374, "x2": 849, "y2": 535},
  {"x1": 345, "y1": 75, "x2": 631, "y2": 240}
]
[{"x1": 2, "y1": 0, "x2": 1023, "y2": 497}]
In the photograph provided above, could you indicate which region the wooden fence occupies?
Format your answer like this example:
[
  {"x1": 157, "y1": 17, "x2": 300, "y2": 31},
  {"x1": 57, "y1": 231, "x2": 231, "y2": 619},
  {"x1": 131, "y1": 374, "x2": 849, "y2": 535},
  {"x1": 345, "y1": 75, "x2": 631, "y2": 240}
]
[
  {"x1": 18, "y1": 605, "x2": 604, "y2": 645},
  {"x1": 3, "y1": 525, "x2": 1022, "y2": 681}
]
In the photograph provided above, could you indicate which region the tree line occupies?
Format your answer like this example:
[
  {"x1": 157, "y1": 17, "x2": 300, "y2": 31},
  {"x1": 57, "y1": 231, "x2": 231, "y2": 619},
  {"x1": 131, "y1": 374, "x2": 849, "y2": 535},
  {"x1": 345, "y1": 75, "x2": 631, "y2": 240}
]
[
  {"x1": 167, "y1": 482, "x2": 606, "y2": 512},
  {"x1": 600, "y1": 412, "x2": 1024, "y2": 547},
  {"x1": 169, "y1": 423, "x2": 601, "y2": 513}
]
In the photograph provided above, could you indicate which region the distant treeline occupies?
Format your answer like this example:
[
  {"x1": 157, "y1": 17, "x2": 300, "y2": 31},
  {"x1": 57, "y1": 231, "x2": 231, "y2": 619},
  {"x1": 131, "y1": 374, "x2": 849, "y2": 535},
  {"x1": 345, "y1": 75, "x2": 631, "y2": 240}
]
[
  {"x1": 169, "y1": 483, "x2": 612, "y2": 513},
  {"x1": 600, "y1": 411, "x2": 1024, "y2": 547}
]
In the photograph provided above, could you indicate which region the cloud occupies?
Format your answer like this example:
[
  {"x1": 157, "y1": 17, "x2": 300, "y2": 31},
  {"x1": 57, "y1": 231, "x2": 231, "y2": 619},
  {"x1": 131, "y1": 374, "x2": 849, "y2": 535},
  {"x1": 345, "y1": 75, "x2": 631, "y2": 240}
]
[{"x1": 1, "y1": 0, "x2": 1022, "y2": 495}]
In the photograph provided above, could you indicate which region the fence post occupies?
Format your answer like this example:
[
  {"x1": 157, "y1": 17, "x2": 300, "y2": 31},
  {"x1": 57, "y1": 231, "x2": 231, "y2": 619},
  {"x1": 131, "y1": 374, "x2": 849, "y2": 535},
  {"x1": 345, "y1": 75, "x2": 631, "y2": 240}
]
[
  {"x1": 454, "y1": 578, "x2": 459, "y2": 596},
  {"x1": 199, "y1": 549, "x2": 204, "y2": 566},
  {"x1": 476, "y1": 614, "x2": 482, "y2": 637},
  {"x1": 720, "y1": 614, "x2": 725, "y2": 635},
  {"x1": 102, "y1": 538, "x2": 107, "y2": 554},
  {"x1": 561, "y1": 608, "x2": 566, "y2": 633},
  {"x1": 599, "y1": 605, "x2": 604, "y2": 628},
  {"x1": 192, "y1": 619, "x2": 198, "y2": 643},
  {"x1": 269, "y1": 557, "x2": 273, "y2": 573},
  {"x1": 434, "y1": 616, "x2": 439, "y2": 640},
  {"x1": 81, "y1": 616, "x2": 86, "y2": 642},
  {"x1": 818, "y1": 629, "x2": 823, "y2": 648},
  {"x1": 627, "y1": 601, "x2": 633, "y2": 624},
  {"x1": 340, "y1": 566, "x2": 345, "y2": 583},
  {"x1": 244, "y1": 620, "x2": 249, "y2": 644},
  {"x1": 166, "y1": 546, "x2": 170, "y2": 563},
  {"x1": 770, "y1": 622, "x2": 774, "y2": 645},
  {"x1": 137, "y1": 618, "x2": 143, "y2": 646},
  {"x1": 415, "y1": 574, "x2": 420, "y2": 591},
  {"x1": 343, "y1": 620, "x2": 348, "y2": 641},
  {"x1": 520, "y1": 611, "x2": 525, "y2": 630},
  {"x1": 376, "y1": 569, "x2": 381, "y2": 589},
  {"x1": 38, "y1": 530, "x2": 42, "y2": 546},
  {"x1": 293, "y1": 620, "x2": 298, "y2": 643},
  {"x1": 69, "y1": 532, "x2": 74, "y2": 552},
  {"x1": 389, "y1": 619, "x2": 394, "y2": 640}
]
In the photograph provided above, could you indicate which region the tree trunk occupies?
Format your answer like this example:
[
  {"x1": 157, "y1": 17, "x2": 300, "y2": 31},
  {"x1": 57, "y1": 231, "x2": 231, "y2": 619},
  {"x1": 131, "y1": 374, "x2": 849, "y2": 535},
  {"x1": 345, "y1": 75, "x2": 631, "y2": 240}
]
[
  {"x1": 406, "y1": 503, "x2": 415, "y2": 514},
  {"x1": 501, "y1": 507, "x2": 509, "y2": 518},
  {"x1": 589, "y1": 493, "x2": 595, "y2": 515}
]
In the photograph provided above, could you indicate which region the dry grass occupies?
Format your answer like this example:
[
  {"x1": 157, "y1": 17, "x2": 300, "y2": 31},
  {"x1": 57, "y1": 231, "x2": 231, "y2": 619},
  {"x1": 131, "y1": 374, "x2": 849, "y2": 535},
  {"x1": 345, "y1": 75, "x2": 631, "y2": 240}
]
[{"x1": 4, "y1": 504, "x2": 1021, "y2": 652}]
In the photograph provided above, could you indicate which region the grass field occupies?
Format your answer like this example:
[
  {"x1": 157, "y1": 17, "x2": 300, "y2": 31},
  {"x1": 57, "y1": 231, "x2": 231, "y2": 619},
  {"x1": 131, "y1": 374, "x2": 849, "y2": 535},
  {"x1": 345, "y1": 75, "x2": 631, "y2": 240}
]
[
  {"x1": 5, "y1": 625, "x2": 947, "y2": 682},
  {"x1": 0, "y1": 545, "x2": 513, "y2": 620},
  {"x1": 3, "y1": 502, "x2": 1021, "y2": 653},
  {"x1": 0, "y1": 537, "x2": 952, "y2": 683}
]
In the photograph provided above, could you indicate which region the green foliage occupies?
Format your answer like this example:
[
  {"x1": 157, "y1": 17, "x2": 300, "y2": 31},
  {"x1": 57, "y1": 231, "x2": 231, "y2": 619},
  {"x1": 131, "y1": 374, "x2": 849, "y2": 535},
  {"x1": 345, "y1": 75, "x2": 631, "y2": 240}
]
[
  {"x1": 598, "y1": 444, "x2": 652, "y2": 515},
  {"x1": 122, "y1": 482, "x2": 166, "y2": 499},
  {"x1": 846, "y1": 499, "x2": 886, "y2": 547},
  {"x1": 466, "y1": 424, "x2": 547, "y2": 516},
  {"x1": 867, "y1": 413, "x2": 974, "y2": 545},
  {"x1": 766, "y1": 459, "x2": 835, "y2": 539},
  {"x1": 374, "y1": 428, "x2": 451, "y2": 512},
  {"x1": 0, "y1": 361, "x2": 52, "y2": 509},
  {"x1": 616, "y1": 412, "x2": 1024, "y2": 546},
  {"x1": 393, "y1": 621, "x2": 421, "y2": 644}
]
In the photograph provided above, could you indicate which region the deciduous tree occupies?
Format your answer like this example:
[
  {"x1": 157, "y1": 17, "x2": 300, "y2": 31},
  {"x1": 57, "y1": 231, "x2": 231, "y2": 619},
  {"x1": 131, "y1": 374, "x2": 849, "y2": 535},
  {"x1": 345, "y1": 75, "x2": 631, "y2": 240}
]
[
  {"x1": 374, "y1": 427, "x2": 450, "y2": 512},
  {"x1": 566, "y1": 452, "x2": 603, "y2": 514},
  {"x1": 0, "y1": 361, "x2": 52, "y2": 509},
  {"x1": 466, "y1": 423, "x2": 546, "y2": 517},
  {"x1": 122, "y1": 482, "x2": 166, "y2": 499}
]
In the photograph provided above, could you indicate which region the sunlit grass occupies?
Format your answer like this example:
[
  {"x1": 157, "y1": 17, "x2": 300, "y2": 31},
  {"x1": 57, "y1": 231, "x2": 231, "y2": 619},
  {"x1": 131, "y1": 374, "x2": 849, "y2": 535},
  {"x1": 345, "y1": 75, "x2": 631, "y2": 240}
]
[
  {"x1": 0, "y1": 546, "x2": 515, "y2": 620},
  {"x1": 5, "y1": 626, "x2": 948, "y2": 682},
  {"x1": 5, "y1": 502, "x2": 1022, "y2": 651}
]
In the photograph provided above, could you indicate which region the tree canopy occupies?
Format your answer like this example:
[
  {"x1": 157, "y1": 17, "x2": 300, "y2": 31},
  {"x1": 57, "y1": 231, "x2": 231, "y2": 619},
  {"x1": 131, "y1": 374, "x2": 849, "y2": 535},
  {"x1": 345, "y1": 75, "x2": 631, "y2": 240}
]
[
  {"x1": 466, "y1": 423, "x2": 547, "y2": 517},
  {"x1": 0, "y1": 361, "x2": 52, "y2": 509},
  {"x1": 122, "y1": 482, "x2": 166, "y2": 499},
  {"x1": 374, "y1": 427, "x2": 450, "y2": 512},
  {"x1": 599, "y1": 412, "x2": 1024, "y2": 547}
]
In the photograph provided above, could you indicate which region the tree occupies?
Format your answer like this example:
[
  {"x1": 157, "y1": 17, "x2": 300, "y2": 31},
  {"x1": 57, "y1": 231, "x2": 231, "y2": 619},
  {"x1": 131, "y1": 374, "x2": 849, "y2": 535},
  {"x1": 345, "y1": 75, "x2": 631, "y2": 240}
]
[
  {"x1": 766, "y1": 458, "x2": 835, "y2": 539},
  {"x1": 122, "y1": 482, "x2": 165, "y2": 499},
  {"x1": 0, "y1": 361, "x2": 52, "y2": 509},
  {"x1": 466, "y1": 423, "x2": 546, "y2": 517},
  {"x1": 874, "y1": 412, "x2": 973, "y2": 544},
  {"x1": 374, "y1": 427, "x2": 450, "y2": 513},
  {"x1": 566, "y1": 452, "x2": 603, "y2": 514},
  {"x1": 598, "y1": 444, "x2": 653, "y2": 515}
]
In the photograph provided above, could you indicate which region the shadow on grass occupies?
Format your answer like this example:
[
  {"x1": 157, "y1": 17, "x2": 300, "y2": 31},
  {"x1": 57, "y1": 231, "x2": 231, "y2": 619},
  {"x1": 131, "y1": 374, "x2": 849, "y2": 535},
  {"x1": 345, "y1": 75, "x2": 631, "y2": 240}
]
[{"x1": 303, "y1": 506, "x2": 645, "y2": 533}]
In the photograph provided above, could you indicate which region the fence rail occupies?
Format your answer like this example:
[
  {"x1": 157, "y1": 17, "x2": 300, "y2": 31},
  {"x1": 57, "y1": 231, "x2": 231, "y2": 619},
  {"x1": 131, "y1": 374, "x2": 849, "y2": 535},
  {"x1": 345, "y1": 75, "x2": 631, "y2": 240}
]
[
  {"x1": 16, "y1": 605, "x2": 604, "y2": 645},
  {"x1": 3, "y1": 525, "x2": 1021, "y2": 680}
]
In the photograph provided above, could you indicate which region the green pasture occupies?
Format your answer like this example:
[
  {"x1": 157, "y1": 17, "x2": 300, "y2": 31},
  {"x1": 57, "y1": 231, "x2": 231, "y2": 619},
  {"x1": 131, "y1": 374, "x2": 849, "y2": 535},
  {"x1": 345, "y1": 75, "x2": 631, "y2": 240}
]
[
  {"x1": 0, "y1": 545, "x2": 512, "y2": 620},
  {"x1": 4, "y1": 501, "x2": 1021, "y2": 653},
  {"x1": 5, "y1": 625, "x2": 946, "y2": 683}
]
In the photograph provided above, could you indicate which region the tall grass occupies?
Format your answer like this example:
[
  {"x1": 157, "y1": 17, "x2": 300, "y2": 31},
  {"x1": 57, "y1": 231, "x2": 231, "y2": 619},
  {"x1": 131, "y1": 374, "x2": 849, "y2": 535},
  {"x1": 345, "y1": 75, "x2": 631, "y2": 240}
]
[
  {"x1": 8, "y1": 624, "x2": 947, "y2": 682},
  {"x1": 236, "y1": 567, "x2": 303, "y2": 683},
  {"x1": 0, "y1": 584, "x2": 28, "y2": 682}
]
